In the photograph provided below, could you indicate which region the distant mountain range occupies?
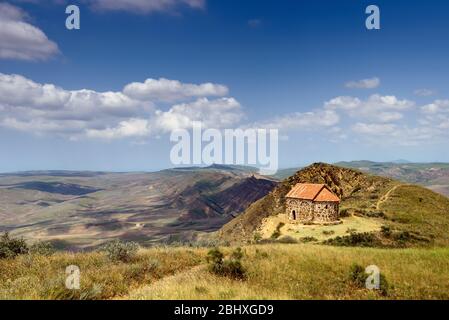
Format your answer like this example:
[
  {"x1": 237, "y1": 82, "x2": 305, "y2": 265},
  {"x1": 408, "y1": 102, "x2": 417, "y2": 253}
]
[
  {"x1": 334, "y1": 161, "x2": 449, "y2": 197},
  {"x1": 273, "y1": 161, "x2": 449, "y2": 197}
]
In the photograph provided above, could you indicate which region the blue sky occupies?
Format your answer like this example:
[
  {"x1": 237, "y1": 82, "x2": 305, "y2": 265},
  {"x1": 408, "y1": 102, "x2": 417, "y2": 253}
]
[{"x1": 1, "y1": 0, "x2": 449, "y2": 172}]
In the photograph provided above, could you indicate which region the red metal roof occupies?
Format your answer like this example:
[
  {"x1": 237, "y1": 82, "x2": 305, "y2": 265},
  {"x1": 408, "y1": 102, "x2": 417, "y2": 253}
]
[{"x1": 286, "y1": 183, "x2": 340, "y2": 203}]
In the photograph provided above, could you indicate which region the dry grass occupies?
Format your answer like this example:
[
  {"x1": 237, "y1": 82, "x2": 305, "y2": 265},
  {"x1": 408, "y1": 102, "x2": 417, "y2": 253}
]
[
  {"x1": 2, "y1": 243, "x2": 449, "y2": 300},
  {"x1": 126, "y1": 244, "x2": 449, "y2": 300},
  {"x1": 0, "y1": 247, "x2": 205, "y2": 300}
]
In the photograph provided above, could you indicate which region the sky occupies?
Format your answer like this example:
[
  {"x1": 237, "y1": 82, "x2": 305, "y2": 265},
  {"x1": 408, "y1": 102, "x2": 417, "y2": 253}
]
[{"x1": 1, "y1": 0, "x2": 449, "y2": 172}]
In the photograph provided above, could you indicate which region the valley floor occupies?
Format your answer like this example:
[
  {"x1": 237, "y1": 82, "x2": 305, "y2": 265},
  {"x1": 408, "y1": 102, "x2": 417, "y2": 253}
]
[{"x1": 2, "y1": 244, "x2": 449, "y2": 300}]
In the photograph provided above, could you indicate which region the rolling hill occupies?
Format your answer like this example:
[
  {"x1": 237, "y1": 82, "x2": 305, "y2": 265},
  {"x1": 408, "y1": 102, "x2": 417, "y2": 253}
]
[
  {"x1": 335, "y1": 160, "x2": 449, "y2": 196},
  {"x1": 218, "y1": 163, "x2": 449, "y2": 247}
]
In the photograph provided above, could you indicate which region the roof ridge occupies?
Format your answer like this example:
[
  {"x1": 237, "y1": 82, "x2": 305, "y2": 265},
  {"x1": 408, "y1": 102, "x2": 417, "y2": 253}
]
[{"x1": 311, "y1": 185, "x2": 326, "y2": 201}]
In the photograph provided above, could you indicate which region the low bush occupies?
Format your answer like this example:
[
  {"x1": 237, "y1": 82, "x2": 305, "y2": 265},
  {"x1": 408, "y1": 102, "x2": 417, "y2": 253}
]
[
  {"x1": 380, "y1": 226, "x2": 392, "y2": 237},
  {"x1": 270, "y1": 222, "x2": 285, "y2": 239},
  {"x1": 207, "y1": 247, "x2": 246, "y2": 280},
  {"x1": 253, "y1": 232, "x2": 262, "y2": 243},
  {"x1": 299, "y1": 236, "x2": 317, "y2": 243},
  {"x1": 29, "y1": 241, "x2": 55, "y2": 256},
  {"x1": 339, "y1": 208, "x2": 350, "y2": 217},
  {"x1": 324, "y1": 232, "x2": 380, "y2": 247},
  {"x1": 102, "y1": 240, "x2": 139, "y2": 262},
  {"x1": 348, "y1": 263, "x2": 366, "y2": 288},
  {"x1": 0, "y1": 233, "x2": 29, "y2": 259},
  {"x1": 277, "y1": 236, "x2": 298, "y2": 244}
]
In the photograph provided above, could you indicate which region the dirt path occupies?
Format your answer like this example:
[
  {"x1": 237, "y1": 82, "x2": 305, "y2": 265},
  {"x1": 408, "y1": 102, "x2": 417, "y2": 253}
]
[{"x1": 376, "y1": 184, "x2": 404, "y2": 210}]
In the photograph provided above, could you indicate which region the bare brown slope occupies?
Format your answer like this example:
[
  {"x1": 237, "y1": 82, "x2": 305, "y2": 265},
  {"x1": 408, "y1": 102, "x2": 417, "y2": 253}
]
[{"x1": 217, "y1": 163, "x2": 395, "y2": 243}]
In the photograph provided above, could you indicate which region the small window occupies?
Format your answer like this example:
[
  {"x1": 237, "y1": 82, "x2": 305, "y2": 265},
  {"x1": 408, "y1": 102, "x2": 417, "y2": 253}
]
[{"x1": 325, "y1": 205, "x2": 328, "y2": 209}]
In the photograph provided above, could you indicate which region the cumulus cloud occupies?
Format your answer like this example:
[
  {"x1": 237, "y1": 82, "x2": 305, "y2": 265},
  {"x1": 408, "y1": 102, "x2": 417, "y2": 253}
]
[
  {"x1": 123, "y1": 78, "x2": 228, "y2": 102},
  {"x1": 0, "y1": 3, "x2": 59, "y2": 61},
  {"x1": 0, "y1": 73, "x2": 242, "y2": 140},
  {"x1": 345, "y1": 77, "x2": 380, "y2": 89},
  {"x1": 88, "y1": 0, "x2": 205, "y2": 14},
  {"x1": 421, "y1": 100, "x2": 449, "y2": 114},
  {"x1": 86, "y1": 97, "x2": 243, "y2": 139},
  {"x1": 153, "y1": 97, "x2": 242, "y2": 132},
  {"x1": 86, "y1": 118, "x2": 151, "y2": 139},
  {"x1": 325, "y1": 94, "x2": 414, "y2": 123}
]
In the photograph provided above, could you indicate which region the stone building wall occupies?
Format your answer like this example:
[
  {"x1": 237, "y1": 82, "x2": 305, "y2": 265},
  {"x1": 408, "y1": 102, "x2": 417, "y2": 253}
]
[
  {"x1": 313, "y1": 202, "x2": 339, "y2": 223},
  {"x1": 286, "y1": 198, "x2": 339, "y2": 224},
  {"x1": 286, "y1": 198, "x2": 314, "y2": 223}
]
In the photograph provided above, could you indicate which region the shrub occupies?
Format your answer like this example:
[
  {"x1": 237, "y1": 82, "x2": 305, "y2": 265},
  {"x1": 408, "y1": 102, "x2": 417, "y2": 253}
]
[
  {"x1": 207, "y1": 247, "x2": 246, "y2": 280},
  {"x1": 324, "y1": 232, "x2": 380, "y2": 247},
  {"x1": 102, "y1": 240, "x2": 139, "y2": 262},
  {"x1": 253, "y1": 232, "x2": 262, "y2": 243},
  {"x1": 339, "y1": 209, "x2": 350, "y2": 217},
  {"x1": 0, "y1": 233, "x2": 29, "y2": 259},
  {"x1": 270, "y1": 230, "x2": 281, "y2": 239},
  {"x1": 300, "y1": 236, "x2": 317, "y2": 243},
  {"x1": 29, "y1": 241, "x2": 55, "y2": 256},
  {"x1": 348, "y1": 263, "x2": 366, "y2": 287},
  {"x1": 270, "y1": 222, "x2": 285, "y2": 239},
  {"x1": 380, "y1": 226, "x2": 392, "y2": 237},
  {"x1": 277, "y1": 236, "x2": 298, "y2": 244},
  {"x1": 364, "y1": 211, "x2": 385, "y2": 218},
  {"x1": 322, "y1": 230, "x2": 335, "y2": 236}
]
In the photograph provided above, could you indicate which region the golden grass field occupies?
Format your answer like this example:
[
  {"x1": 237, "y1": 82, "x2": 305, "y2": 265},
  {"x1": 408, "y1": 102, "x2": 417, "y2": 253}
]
[{"x1": 2, "y1": 244, "x2": 449, "y2": 300}]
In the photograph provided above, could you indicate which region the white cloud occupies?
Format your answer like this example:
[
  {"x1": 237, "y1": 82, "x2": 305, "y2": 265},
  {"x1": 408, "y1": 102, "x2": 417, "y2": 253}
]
[
  {"x1": 325, "y1": 94, "x2": 413, "y2": 123},
  {"x1": 0, "y1": 3, "x2": 59, "y2": 61},
  {"x1": 0, "y1": 73, "x2": 242, "y2": 140},
  {"x1": 86, "y1": 118, "x2": 151, "y2": 139},
  {"x1": 421, "y1": 100, "x2": 449, "y2": 114},
  {"x1": 345, "y1": 77, "x2": 380, "y2": 89},
  {"x1": 414, "y1": 88, "x2": 436, "y2": 97},
  {"x1": 0, "y1": 73, "x2": 152, "y2": 121},
  {"x1": 88, "y1": 0, "x2": 205, "y2": 14},
  {"x1": 123, "y1": 78, "x2": 228, "y2": 102},
  {"x1": 153, "y1": 97, "x2": 242, "y2": 132},
  {"x1": 83, "y1": 97, "x2": 242, "y2": 139}
]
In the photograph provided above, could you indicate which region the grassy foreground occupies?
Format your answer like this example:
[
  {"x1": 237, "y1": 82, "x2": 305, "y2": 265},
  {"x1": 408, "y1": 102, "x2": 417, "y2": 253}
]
[{"x1": 1, "y1": 244, "x2": 449, "y2": 300}]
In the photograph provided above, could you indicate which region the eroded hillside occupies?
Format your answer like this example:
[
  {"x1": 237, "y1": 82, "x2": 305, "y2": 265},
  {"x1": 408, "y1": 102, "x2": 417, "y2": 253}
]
[{"x1": 0, "y1": 167, "x2": 276, "y2": 249}]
